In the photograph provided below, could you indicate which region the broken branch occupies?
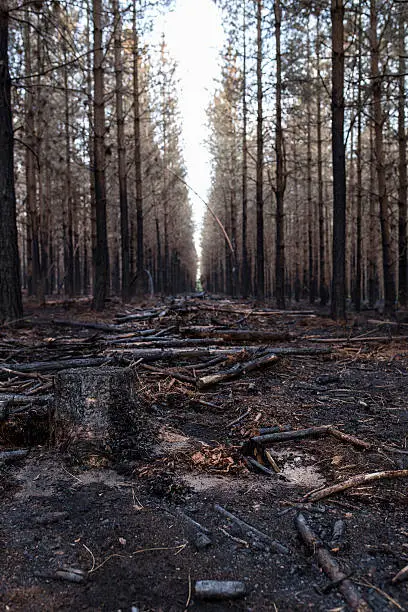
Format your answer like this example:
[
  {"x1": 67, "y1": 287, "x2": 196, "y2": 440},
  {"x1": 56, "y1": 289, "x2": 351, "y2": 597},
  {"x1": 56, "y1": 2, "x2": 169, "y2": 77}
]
[{"x1": 302, "y1": 469, "x2": 408, "y2": 503}]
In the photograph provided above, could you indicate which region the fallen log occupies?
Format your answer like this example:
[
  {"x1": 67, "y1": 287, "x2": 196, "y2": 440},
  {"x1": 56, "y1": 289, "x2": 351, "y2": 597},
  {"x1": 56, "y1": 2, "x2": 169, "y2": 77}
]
[
  {"x1": 302, "y1": 469, "x2": 408, "y2": 503},
  {"x1": 108, "y1": 346, "x2": 331, "y2": 363},
  {"x1": 196, "y1": 304, "x2": 315, "y2": 316},
  {"x1": 306, "y1": 335, "x2": 408, "y2": 343},
  {"x1": 0, "y1": 449, "x2": 29, "y2": 461},
  {"x1": 107, "y1": 338, "x2": 224, "y2": 349},
  {"x1": 252, "y1": 425, "x2": 332, "y2": 445},
  {"x1": 0, "y1": 357, "x2": 114, "y2": 375},
  {"x1": 295, "y1": 513, "x2": 368, "y2": 611},
  {"x1": 115, "y1": 310, "x2": 167, "y2": 322},
  {"x1": 36, "y1": 318, "x2": 125, "y2": 334},
  {"x1": 0, "y1": 393, "x2": 51, "y2": 404},
  {"x1": 196, "y1": 352, "x2": 279, "y2": 389},
  {"x1": 214, "y1": 504, "x2": 288, "y2": 554},
  {"x1": 180, "y1": 328, "x2": 292, "y2": 342}
]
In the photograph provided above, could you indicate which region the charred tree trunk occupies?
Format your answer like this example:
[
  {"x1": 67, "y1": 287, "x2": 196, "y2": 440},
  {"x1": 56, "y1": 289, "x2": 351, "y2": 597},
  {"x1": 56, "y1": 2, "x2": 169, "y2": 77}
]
[
  {"x1": 255, "y1": 0, "x2": 264, "y2": 299},
  {"x1": 398, "y1": 8, "x2": 407, "y2": 307},
  {"x1": 370, "y1": 0, "x2": 396, "y2": 315},
  {"x1": 355, "y1": 11, "x2": 363, "y2": 312},
  {"x1": 63, "y1": 52, "x2": 74, "y2": 298},
  {"x1": 274, "y1": 0, "x2": 285, "y2": 308},
  {"x1": 368, "y1": 122, "x2": 378, "y2": 307},
  {"x1": 24, "y1": 13, "x2": 40, "y2": 298},
  {"x1": 92, "y1": 0, "x2": 109, "y2": 310},
  {"x1": 113, "y1": 0, "x2": 130, "y2": 302},
  {"x1": 316, "y1": 15, "x2": 327, "y2": 306},
  {"x1": 306, "y1": 26, "x2": 315, "y2": 304},
  {"x1": 133, "y1": 3, "x2": 145, "y2": 296},
  {"x1": 331, "y1": 0, "x2": 346, "y2": 320},
  {"x1": 0, "y1": 0, "x2": 23, "y2": 322},
  {"x1": 241, "y1": 0, "x2": 250, "y2": 298}
]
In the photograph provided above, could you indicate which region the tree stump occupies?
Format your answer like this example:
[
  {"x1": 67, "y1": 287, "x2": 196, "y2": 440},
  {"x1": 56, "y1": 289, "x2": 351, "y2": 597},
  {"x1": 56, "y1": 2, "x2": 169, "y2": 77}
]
[{"x1": 54, "y1": 367, "x2": 148, "y2": 464}]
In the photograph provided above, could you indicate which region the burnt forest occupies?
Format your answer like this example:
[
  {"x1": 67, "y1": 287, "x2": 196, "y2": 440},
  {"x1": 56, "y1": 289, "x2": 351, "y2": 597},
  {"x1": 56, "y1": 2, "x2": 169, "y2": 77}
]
[{"x1": 1, "y1": 0, "x2": 408, "y2": 611}]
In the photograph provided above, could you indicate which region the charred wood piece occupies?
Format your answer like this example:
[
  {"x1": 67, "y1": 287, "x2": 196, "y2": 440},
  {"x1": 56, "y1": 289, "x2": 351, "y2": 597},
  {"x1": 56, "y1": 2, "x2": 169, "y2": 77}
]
[
  {"x1": 196, "y1": 352, "x2": 279, "y2": 389},
  {"x1": 214, "y1": 504, "x2": 288, "y2": 554},
  {"x1": 194, "y1": 580, "x2": 247, "y2": 600},
  {"x1": 295, "y1": 513, "x2": 368, "y2": 611}
]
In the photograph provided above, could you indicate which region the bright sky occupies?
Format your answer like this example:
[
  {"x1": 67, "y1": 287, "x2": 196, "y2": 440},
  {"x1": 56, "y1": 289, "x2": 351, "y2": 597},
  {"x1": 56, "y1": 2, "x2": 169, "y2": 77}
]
[{"x1": 158, "y1": 0, "x2": 225, "y2": 256}]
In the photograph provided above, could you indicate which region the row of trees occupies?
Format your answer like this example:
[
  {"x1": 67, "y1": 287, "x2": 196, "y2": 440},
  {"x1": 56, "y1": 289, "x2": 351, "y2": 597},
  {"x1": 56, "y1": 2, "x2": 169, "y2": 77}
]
[
  {"x1": 0, "y1": 0, "x2": 197, "y2": 321},
  {"x1": 200, "y1": 0, "x2": 407, "y2": 317}
]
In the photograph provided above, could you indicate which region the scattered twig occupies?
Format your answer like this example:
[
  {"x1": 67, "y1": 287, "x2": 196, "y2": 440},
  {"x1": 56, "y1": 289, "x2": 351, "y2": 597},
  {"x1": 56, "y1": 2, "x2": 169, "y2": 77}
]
[
  {"x1": 227, "y1": 408, "x2": 252, "y2": 429},
  {"x1": 356, "y1": 578, "x2": 403, "y2": 610},
  {"x1": 219, "y1": 527, "x2": 249, "y2": 547},
  {"x1": 184, "y1": 570, "x2": 192, "y2": 611},
  {"x1": 89, "y1": 543, "x2": 187, "y2": 574},
  {"x1": 139, "y1": 363, "x2": 195, "y2": 385},
  {"x1": 83, "y1": 544, "x2": 96, "y2": 573}
]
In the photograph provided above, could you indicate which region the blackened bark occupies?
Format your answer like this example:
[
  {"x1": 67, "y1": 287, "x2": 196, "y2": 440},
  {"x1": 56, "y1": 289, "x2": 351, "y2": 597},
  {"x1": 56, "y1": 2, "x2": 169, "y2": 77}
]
[
  {"x1": 113, "y1": 0, "x2": 130, "y2": 302},
  {"x1": 398, "y1": 9, "x2": 407, "y2": 306},
  {"x1": 316, "y1": 15, "x2": 327, "y2": 306},
  {"x1": 331, "y1": 0, "x2": 346, "y2": 320},
  {"x1": 92, "y1": 0, "x2": 109, "y2": 310},
  {"x1": 241, "y1": 0, "x2": 250, "y2": 298},
  {"x1": 133, "y1": 3, "x2": 145, "y2": 296},
  {"x1": 255, "y1": 0, "x2": 264, "y2": 299},
  {"x1": 370, "y1": 0, "x2": 396, "y2": 315},
  {"x1": 306, "y1": 27, "x2": 315, "y2": 305},
  {"x1": 355, "y1": 10, "x2": 363, "y2": 312},
  {"x1": 274, "y1": 0, "x2": 285, "y2": 308},
  {"x1": 0, "y1": 0, "x2": 23, "y2": 322}
]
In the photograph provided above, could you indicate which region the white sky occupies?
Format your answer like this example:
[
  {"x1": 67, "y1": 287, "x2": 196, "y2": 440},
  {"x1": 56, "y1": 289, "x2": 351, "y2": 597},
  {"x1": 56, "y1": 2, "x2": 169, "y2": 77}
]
[{"x1": 157, "y1": 0, "x2": 225, "y2": 255}]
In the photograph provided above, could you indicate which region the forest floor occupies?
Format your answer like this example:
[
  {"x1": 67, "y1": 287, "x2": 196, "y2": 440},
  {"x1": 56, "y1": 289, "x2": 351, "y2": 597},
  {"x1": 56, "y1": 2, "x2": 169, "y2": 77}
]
[{"x1": 1, "y1": 295, "x2": 408, "y2": 611}]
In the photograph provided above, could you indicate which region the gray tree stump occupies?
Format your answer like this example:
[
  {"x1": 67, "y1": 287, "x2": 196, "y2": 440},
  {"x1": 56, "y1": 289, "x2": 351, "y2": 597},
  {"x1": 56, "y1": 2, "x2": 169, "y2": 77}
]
[{"x1": 54, "y1": 367, "x2": 147, "y2": 463}]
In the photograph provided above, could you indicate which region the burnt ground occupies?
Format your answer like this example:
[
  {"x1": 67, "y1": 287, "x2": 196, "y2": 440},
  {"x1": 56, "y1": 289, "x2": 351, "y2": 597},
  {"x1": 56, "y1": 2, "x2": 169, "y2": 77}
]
[{"x1": 1, "y1": 296, "x2": 408, "y2": 611}]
